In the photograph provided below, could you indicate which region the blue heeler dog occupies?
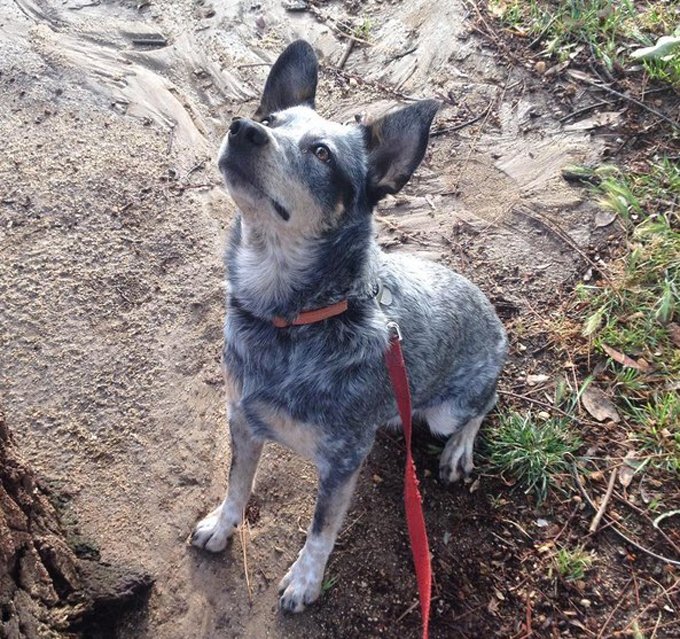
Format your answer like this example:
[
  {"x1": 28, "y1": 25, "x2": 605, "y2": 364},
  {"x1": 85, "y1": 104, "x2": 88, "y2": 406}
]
[{"x1": 191, "y1": 40, "x2": 507, "y2": 612}]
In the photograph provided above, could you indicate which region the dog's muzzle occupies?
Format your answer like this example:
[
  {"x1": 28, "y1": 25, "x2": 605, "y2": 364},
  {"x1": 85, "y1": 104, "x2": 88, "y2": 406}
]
[
  {"x1": 228, "y1": 117, "x2": 269, "y2": 148},
  {"x1": 218, "y1": 117, "x2": 269, "y2": 174}
]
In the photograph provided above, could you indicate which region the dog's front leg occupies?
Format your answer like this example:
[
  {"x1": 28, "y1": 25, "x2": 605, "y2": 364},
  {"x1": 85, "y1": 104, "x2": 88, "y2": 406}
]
[
  {"x1": 279, "y1": 462, "x2": 362, "y2": 612},
  {"x1": 191, "y1": 405, "x2": 263, "y2": 552}
]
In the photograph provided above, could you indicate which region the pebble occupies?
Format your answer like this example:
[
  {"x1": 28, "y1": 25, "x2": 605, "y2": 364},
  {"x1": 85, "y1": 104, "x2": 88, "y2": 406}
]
[{"x1": 526, "y1": 373, "x2": 549, "y2": 386}]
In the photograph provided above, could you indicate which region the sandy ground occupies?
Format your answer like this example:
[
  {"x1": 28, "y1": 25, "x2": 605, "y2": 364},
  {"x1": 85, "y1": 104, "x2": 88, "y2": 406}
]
[{"x1": 0, "y1": 0, "x2": 611, "y2": 636}]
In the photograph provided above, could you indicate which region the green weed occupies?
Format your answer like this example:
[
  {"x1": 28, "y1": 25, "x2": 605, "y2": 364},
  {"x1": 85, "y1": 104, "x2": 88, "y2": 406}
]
[
  {"x1": 576, "y1": 158, "x2": 680, "y2": 471},
  {"x1": 487, "y1": 0, "x2": 680, "y2": 84},
  {"x1": 643, "y1": 54, "x2": 680, "y2": 89},
  {"x1": 485, "y1": 412, "x2": 580, "y2": 503},
  {"x1": 554, "y1": 545, "x2": 594, "y2": 581},
  {"x1": 354, "y1": 18, "x2": 373, "y2": 40},
  {"x1": 624, "y1": 392, "x2": 680, "y2": 472},
  {"x1": 322, "y1": 575, "x2": 339, "y2": 593}
]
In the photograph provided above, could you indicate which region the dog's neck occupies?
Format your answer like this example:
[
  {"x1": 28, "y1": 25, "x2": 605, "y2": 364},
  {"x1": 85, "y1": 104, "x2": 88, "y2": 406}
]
[{"x1": 227, "y1": 214, "x2": 380, "y2": 321}]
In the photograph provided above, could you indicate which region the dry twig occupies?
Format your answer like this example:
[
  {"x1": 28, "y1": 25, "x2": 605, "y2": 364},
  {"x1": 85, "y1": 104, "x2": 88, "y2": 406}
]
[
  {"x1": 430, "y1": 111, "x2": 489, "y2": 137},
  {"x1": 337, "y1": 38, "x2": 355, "y2": 70},
  {"x1": 572, "y1": 463, "x2": 680, "y2": 567},
  {"x1": 572, "y1": 74, "x2": 680, "y2": 131},
  {"x1": 240, "y1": 513, "x2": 253, "y2": 603},
  {"x1": 589, "y1": 467, "x2": 617, "y2": 533}
]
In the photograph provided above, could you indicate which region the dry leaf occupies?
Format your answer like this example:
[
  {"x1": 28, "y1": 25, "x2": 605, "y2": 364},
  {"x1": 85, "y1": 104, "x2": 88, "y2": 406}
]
[
  {"x1": 601, "y1": 344, "x2": 651, "y2": 371},
  {"x1": 545, "y1": 60, "x2": 570, "y2": 77},
  {"x1": 594, "y1": 210, "x2": 617, "y2": 227},
  {"x1": 582, "y1": 385, "x2": 620, "y2": 423},
  {"x1": 564, "y1": 111, "x2": 624, "y2": 131},
  {"x1": 567, "y1": 69, "x2": 595, "y2": 83},
  {"x1": 630, "y1": 35, "x2": 680, "y2": 60},
  {"x1": 618, "y1": 451, "x2": 637, "y2": 488}
]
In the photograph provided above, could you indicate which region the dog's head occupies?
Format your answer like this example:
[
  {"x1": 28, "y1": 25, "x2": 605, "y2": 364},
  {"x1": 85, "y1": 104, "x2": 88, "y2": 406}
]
[{"x1": 218, "y1": 40, "x2": 439, "y2": 236}]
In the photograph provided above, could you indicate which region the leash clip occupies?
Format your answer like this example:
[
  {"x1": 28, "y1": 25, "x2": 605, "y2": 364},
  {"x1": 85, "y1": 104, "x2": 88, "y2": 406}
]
[{"x1": 386, "y1": 320, "x2": 402, "y2": 342}]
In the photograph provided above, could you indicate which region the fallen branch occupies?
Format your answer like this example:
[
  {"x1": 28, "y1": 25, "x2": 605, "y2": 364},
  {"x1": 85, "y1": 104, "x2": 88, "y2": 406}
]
[
  {"x1": 376, "y1": 215, "x2": 439, "y2": 248},
  {"x1": 572, "y1": 463, "x2": 680, "y2": 567},
  {"x1": 571, "y1": 74, "x2": 680, "y2": 131},
  {"x1": 589, "y1": 467, "x2": 617, "y2": 533},
  {"x1": 430, "y1": 111, "x2": 488, "y2": 137},
  {"x1": 337, "y1": 38, "x2": 355, "y2": 70},
  {"x1": 240, "y1": 512, "x2": 253, "y2": 603},
  {"x1": 497, "y1": 389, "x2": 590, "y2": 423},
  {"x1": 305, "y1": 4, "x2": 372, "y2": 46},
  {"x1": 559, "y1": 99, "x2": 613, "y2": 123}
]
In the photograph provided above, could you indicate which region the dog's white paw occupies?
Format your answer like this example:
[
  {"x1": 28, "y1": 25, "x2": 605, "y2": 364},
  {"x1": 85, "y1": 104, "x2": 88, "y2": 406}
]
[
  {"x1": 278, "y1": 554, "x2": 324, "y2": 613},
  {"x1": 190, "y1": 507, "x2": 237, "y2": 552},
  {"x1": 439, "y1": 416, "x2": 483, "y2": 485},
  {"x1": 439, "y1": 433, "x2": 474, "y2": 485}
]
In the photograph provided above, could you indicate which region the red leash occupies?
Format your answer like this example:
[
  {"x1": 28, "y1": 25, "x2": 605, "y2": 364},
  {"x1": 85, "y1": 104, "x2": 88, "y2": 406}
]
[
  {"x1": 272, "y1": 305, "x2": 432, "y2": 635},
  {"x1": 385, "y1": 321, "x2": 432, "y2": 639}
]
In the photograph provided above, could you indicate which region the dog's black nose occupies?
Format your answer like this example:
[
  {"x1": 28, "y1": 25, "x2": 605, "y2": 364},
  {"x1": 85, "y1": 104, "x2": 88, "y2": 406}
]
[{"x1": 229, "y1": 117, "x2": 269, "y2": 147}]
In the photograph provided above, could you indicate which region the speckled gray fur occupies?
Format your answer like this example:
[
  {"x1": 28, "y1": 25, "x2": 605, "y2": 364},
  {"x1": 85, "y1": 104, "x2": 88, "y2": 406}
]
[{"x1": 191, "y1": 40, "x2": 507, "y2": 613}]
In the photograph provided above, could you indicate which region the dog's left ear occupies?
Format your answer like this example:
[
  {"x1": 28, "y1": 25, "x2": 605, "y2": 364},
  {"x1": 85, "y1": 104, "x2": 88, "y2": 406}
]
[
  {"x1": 363, "y1": 100, "x2": 440, "y2": 204},
  {"x1": 254, "y1": 40, "x2": 319, "y2": 119}
]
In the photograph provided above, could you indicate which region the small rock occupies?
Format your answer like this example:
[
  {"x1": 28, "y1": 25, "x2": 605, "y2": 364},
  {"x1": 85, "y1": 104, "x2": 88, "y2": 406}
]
[
  {"x1": 526, "y1": 374, "x2": 549, "y2": 386},
  {"x1": 535, "y1": 61, "x2": 546, "y2": 74}
]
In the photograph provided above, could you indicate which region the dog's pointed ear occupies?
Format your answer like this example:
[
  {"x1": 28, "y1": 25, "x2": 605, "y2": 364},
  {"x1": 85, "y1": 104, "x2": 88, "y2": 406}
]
[
  {"x1": 254, "y1": 40, "x2": 319, "y2": 119},
  {"x1": 362, "y1": 100, "x2": 440, "y2": 204}
]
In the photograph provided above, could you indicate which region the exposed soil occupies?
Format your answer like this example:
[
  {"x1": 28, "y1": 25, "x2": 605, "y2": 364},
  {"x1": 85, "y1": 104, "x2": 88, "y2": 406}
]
[{"x1": 1, "y1": 0, "x2": 677, "y2": 637}]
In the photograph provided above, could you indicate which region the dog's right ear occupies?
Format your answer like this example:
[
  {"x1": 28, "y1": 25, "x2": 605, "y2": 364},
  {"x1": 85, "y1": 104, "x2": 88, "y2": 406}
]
[
  {"x1": 362, "y1": 100, "x2": 440, "y2": 205},
  {"x1": 254, "y1": 40, "x2": 319, "y2": 120}
]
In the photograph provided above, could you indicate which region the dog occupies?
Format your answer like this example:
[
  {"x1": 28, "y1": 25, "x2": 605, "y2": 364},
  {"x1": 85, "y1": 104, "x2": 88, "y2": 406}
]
[{"x1": 191, "y1": 40, "x2": 507, "y2": 613}]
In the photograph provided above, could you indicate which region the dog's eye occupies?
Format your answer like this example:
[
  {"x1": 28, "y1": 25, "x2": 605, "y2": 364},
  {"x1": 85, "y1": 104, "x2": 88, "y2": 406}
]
[
  {"x1": 312, "y1": 145, "x2": 331, "y2": 163},
  {"x1": 261, "y1": 116, "x2": 273, "y2": 127}
]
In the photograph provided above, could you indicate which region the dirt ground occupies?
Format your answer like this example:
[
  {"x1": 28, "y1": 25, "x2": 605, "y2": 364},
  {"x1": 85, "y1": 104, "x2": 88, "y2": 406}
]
[{"x1": 2, "y1": 0, "x2": 672, "y2": 637}]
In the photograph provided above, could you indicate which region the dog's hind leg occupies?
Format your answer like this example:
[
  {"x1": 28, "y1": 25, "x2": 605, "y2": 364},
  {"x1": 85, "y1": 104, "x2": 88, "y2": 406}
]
[
  {"x1": 279, "y1": 460, "x2": 363, "y2": 613},
  {"x1": 191, "y1": 406, "x2": 263, "y2": 552},
  {"x1": 438, "y1": 414, "x2": 484, "y2": 484}
]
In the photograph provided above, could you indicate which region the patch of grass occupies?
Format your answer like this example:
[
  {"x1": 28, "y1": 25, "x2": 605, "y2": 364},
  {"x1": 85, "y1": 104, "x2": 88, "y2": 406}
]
[
  {"x1": 487, "y1": 0, "x2": 680, "y2": 83},
  {"x1": 485, "y1": 412, "x2": 580, "y2": 503},
  {"x1": 576, "y1": 157, "x2": 680, "y2": 471},
  {"x1": 553, "y1": 545, "x2": 594, "y2": 581},
  {"x1": 354, "y1": 18, "x2": 373, "y2": 40},
  {"x1": 624, "y1": 392, "x2": 680, "y2": 472},
  {"x1": 322, "y1": 575, "x2": 339, "y2": 593},
  {"x1": 643, "y1": 54, "x2": 680, "y2": 89}
]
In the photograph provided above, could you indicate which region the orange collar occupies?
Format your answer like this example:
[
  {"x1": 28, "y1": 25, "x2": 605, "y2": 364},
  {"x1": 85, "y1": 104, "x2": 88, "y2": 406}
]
[{"x1": 272, "y1": 299, "x2": 349, "y2": 328}]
